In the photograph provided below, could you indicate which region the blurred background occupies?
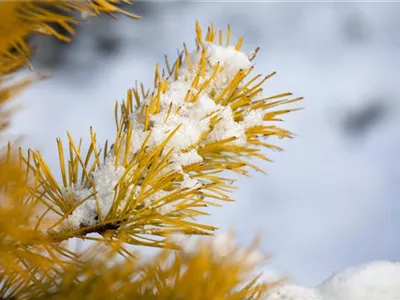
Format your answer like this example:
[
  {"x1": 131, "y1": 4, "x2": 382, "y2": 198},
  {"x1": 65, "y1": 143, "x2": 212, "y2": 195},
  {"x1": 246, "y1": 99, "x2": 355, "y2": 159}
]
[{"x1": 8, "y1": 1, "x2": 400, "y2": 286}]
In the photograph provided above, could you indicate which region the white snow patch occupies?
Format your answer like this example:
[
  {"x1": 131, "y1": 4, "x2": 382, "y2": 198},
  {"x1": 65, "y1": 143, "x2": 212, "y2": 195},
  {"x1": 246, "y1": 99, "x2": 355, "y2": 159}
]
[
  {"x1": 180, "y1": 173, "x2": 202, "y2": 189},
  {"x1": 241, "y1": 109, "x2": 265, "y2": 129},
  {"x1": 265, "y1": 261, "x2": 400, "y2": 300},
  {"x1": 64, "y1": 156, "x2": 125, "y2": 229},
  {"x1": 206, "y1": 43, "x2": 252, "y2": 75}
]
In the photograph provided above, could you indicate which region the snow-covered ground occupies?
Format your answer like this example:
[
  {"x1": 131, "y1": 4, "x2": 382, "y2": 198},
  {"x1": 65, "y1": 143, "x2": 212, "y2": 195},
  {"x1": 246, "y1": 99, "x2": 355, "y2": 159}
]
[
  {"x1": 9, "y1": 2, "x2": 400, "y2": 286},
  {"x1": 266, "y1": 261, "x2": 400, "y2": 300}
]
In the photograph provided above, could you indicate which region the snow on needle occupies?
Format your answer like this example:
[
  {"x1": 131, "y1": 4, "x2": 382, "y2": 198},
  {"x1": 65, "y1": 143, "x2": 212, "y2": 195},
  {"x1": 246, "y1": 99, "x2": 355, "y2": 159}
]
[{"x1": 27, "y1": 21, "x2": 301, "y2": 248}]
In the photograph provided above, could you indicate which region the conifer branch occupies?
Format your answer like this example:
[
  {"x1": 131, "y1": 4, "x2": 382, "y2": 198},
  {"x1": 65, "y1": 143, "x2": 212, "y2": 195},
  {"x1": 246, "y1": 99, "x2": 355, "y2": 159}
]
[{"x1": 24, "y1": 22, "x2": 301, "y2": 249}]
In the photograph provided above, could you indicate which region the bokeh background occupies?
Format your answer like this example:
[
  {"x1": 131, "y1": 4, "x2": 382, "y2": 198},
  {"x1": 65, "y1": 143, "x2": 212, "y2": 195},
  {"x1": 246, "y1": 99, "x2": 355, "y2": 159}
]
[{"x1": 9, "y1": 1, "x2": 400, "y2": 286}]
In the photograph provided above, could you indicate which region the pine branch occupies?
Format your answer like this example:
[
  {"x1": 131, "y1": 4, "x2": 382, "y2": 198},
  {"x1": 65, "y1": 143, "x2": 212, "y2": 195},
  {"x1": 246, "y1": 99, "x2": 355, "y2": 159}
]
[{"x1": 24, "y1": 22, "x2": 301, "y2": 249}]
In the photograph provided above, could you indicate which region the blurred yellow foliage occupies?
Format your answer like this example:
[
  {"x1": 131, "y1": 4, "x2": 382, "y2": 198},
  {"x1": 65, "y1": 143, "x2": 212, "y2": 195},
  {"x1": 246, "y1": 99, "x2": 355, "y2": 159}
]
[{"x1": 0, "y1": 0, "x2": 139, "y2": 74}]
